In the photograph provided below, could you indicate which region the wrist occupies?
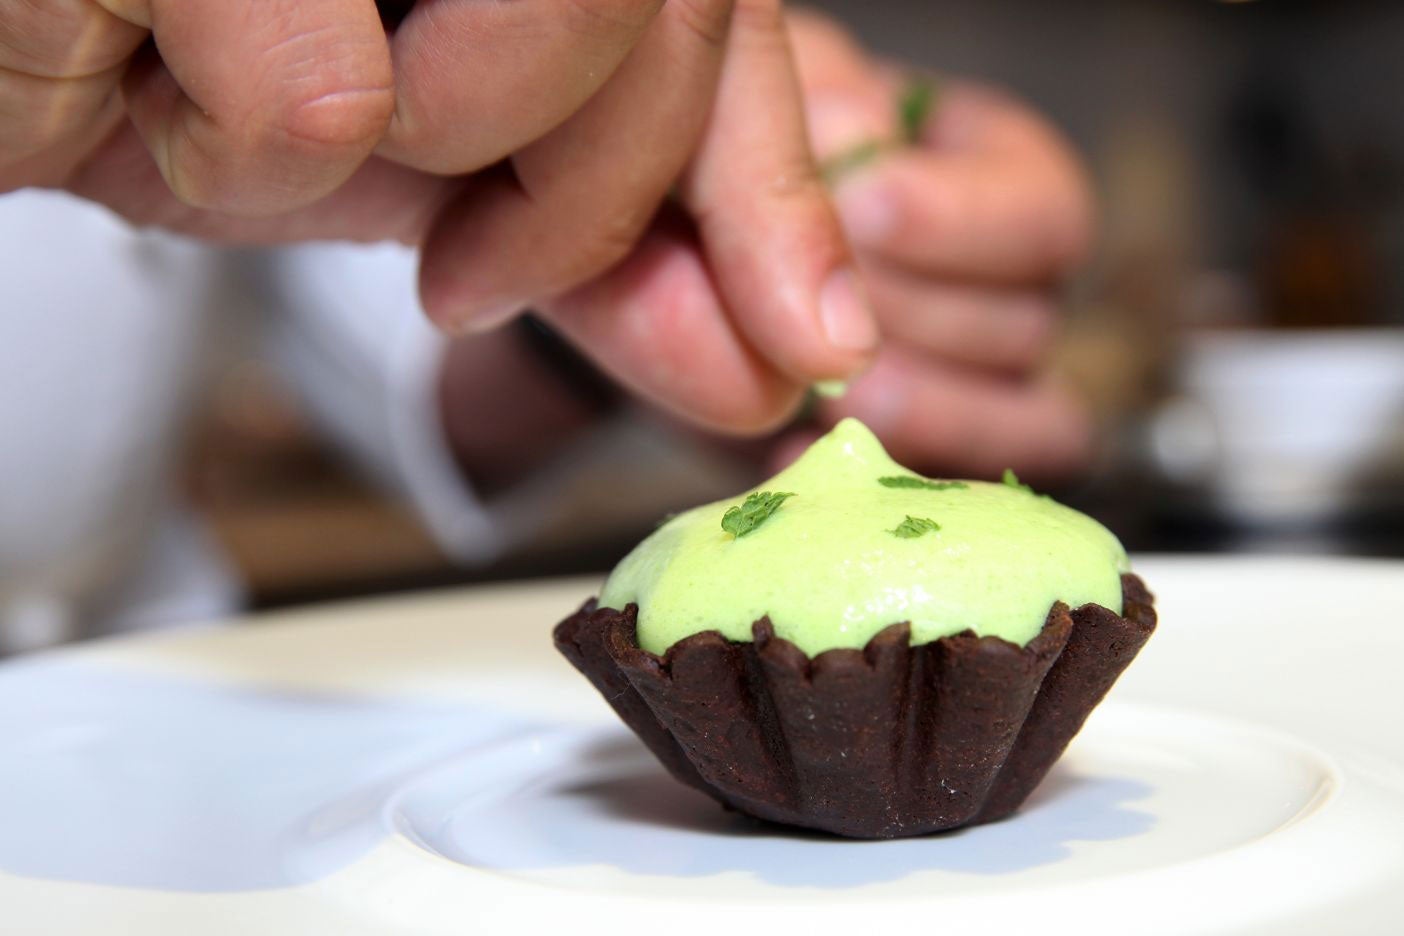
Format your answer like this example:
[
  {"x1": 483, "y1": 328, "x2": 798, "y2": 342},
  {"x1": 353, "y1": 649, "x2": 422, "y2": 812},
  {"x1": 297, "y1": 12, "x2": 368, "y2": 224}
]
[{"x1": 437, "y1": 316, "x2": 616, "y2": 495}]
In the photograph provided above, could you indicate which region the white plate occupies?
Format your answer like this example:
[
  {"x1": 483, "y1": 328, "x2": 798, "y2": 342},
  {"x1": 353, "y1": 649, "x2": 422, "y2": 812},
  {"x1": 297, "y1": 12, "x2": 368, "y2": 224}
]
[{"x1": 1, "y1": 556, "x2": 1402, "y2": 935}]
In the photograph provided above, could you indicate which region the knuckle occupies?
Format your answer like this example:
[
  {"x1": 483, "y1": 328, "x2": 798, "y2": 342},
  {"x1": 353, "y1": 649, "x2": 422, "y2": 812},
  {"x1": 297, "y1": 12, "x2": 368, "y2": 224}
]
[
  {"x1": 1, "y1": 70, "x2": 113, "y2": 159},
  {"x1": 765, "y1": 148, "x2": 828, "y2": 200},
  {"x1": 0, "y1": 1, "x2": 141, "y2": 79},
  {"x1": 999, "y1": 298, "x2": 1059, "y2": 370},
  {"x1": 766, "y1": 162, "x2": 852, "y2": 254},
  {"x1": 568, "y1": 205, "x2": 653, "y2": 281},
  {"x1": 162, "y1": 117, "x2": 244, "y2": 212}
]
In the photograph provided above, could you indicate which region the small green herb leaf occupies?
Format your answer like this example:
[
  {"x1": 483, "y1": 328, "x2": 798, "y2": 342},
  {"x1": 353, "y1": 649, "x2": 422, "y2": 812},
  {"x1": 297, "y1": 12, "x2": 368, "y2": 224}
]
[
  {"x1": 890, "y1": 516, "x2": 941, "y2": 538},
  {"x1": 1002, "y1": 468, "x2": 1034, "y2": 493},
  {"x1": 899, "y1": 78, "x2": 937, "y2": 144},
  {"x1": 722, "y1": 491, "x2": 796, "y2": 539},
  {"x1": 820, "y1": 140, "x2": 886, "y2": 186},
  {"x1": 1002, "y1": 468, "x2": 1050, "y2": 499},
  {"x1": 822, "y1": 78, "x2": 937, "y2": 187},
  {"x1": 879, "y1": 475, "x2": 968, "y2": 491}
]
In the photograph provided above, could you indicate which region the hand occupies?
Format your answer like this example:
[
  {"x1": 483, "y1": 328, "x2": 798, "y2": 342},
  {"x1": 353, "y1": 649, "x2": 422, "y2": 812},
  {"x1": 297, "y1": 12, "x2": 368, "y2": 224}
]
[
  {"x1": 774, "y1": 10, "x2": 1097, "y2": 479},
  {"x1": 426, "y1": 0, "x2": 881, "y2": 432},
  {"x1": 7, "y1": 0, "x2": 671, "y2": 209},
  {"x1": 13, "y1": 0, "x2": 875, "y2": 434},
  {"x1": 438, "y1": 9, "x2": 1098, "y2": 489}
]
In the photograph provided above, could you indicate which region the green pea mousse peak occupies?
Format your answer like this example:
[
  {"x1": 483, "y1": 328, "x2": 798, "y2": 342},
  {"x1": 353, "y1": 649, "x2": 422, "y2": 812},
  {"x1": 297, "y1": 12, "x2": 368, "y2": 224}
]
[{"x1": 600, "y1": 418, "x2": 1130, "y2": 657}]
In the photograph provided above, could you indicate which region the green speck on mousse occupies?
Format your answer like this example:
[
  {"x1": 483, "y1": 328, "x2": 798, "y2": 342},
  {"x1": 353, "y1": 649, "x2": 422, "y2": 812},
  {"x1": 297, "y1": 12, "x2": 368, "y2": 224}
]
[
  {"x1": 879, "y1": 475, "x2": 968, "y2": 491},
  {"x1": 890, "y1": 516, "x2": 941, "y2": 538},
  {"x1": 1002, "y1": 468, "x2": 1052, "y2": 500},
  {"x1": 600, "y1": 419, "x2": 1129, "y2": 656},
  {"x1": 1002, "y1": 468, "x2": 1033, "y2": 493},
  {"x1": 721, "y1": 491, "x2": 795, "y2": 539}
]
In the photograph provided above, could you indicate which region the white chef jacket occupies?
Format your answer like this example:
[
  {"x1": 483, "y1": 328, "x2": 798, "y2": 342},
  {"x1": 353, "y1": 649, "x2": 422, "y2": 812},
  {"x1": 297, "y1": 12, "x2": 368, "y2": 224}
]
[
  {"x1": 0, "y1": 189, "x2": 751, "y2": 655},
  {"x1": 0, "y1": 190, "x2": 513, "y2": 652}
]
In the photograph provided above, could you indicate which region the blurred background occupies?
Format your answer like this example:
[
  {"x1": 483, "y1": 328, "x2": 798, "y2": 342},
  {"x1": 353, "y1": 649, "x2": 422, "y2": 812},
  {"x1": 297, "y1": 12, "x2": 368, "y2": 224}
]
[
  {"x1": 830, "y1": 0, "x2": 1404, "y2": 555},
  {"x1": 3, "y1": 0, "x2": 1403, "y2": 652}
]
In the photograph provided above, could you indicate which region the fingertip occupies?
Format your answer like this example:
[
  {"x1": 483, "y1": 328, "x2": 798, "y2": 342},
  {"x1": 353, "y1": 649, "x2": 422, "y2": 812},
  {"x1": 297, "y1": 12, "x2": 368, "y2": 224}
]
[
  {"x1": 818, "y1": 267, "x2": 880, "y2": 355},
  {"x1": 419, "y1": 259, "x2": 525, "y2": 335},
  {"x1": 418, "y1": 177, "x2": 535, "y2": 333},
  {"x1": 543, "y1": 223, "x2": 811, "y2": 436},
  {"x1": 1048, "y1": 160, "x2": 1098, "y2": 271},
  {"x1": 697, "y1": 168, "x2": 881, "y2": 384}
]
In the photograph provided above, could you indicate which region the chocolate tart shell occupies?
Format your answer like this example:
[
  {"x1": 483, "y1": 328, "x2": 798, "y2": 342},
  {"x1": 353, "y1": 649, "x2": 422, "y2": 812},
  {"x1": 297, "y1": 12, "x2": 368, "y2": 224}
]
[{"x1": 554, "y1": 574, "x2": 1156, "y2": 839}]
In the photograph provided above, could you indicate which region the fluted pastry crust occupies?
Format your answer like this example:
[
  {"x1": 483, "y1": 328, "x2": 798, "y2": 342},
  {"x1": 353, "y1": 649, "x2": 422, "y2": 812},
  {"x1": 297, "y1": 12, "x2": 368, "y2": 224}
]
[{"x1": 555, "y1": 574, "x2": 1156, "y2": 839}]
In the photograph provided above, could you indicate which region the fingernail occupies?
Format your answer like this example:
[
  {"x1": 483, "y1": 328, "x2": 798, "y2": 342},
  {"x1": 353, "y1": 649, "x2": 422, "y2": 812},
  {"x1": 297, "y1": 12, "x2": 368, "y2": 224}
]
[
  {"x1": 819, "y1": 269, "x2": 879, "y2": 353},
  {"x1": 835, "y1": 178, "x2": 899, "y2": 246}
]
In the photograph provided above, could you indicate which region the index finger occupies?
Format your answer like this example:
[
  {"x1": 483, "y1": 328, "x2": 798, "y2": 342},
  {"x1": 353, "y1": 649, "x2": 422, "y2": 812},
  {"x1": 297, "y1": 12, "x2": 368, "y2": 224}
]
[{"x1": 679, "y1": 0, "x2": 879, "y2": 386}]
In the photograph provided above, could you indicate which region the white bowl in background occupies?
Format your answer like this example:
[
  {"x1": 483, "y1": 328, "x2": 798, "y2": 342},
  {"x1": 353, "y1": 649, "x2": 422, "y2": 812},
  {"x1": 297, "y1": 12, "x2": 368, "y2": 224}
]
[{"x1": 1150, "y1": 329, "x2": 1404, "y2": 523}]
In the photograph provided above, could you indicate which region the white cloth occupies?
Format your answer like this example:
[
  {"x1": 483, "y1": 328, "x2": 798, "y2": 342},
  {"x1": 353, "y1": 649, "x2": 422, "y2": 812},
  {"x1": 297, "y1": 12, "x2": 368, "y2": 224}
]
[
  {"x1": 262, "y1": 243, "x2": 756, "y2": 563},
  {"x1": 0, "y1": 189, "x2": 234, "y2": 650},
  {"x1": 0, "y1": 194, "x2": 514, "y2": 650},
  {"x1": 262, "y1": 242, "x2": 511, "y2": 565},
  {"x1": 0, "y1": 193, "x2": 747, "y2": 653}
]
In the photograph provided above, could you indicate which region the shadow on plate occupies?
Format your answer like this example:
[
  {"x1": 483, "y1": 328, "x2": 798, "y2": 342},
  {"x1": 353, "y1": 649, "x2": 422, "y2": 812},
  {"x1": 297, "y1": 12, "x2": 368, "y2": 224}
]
[{"x1": 422, "y1": 733, "x2": 1156, "y2": 889}]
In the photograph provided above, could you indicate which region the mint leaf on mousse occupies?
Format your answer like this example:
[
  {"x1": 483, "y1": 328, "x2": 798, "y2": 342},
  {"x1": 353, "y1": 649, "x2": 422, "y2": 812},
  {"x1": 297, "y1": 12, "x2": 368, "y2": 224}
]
[
  {"x1": 879, "y1": 475, "x2": 968, "y2": 491},
  {"x1": 890, "y1": 516, "x2": 941, "y2": 539},
  {"x1": 1002, "y1": 468, "x2": 1034, "y2": 494},
  {"x1": 722, "y1": 492, "x2": 796, "y2": 539},
  {"x1": 1002, "y1": 468, "x2": 1050, "y2": 499}
]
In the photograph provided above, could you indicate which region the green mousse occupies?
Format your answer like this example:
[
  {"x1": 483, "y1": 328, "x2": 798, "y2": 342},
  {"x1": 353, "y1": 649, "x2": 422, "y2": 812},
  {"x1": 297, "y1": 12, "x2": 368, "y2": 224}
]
[{"x1": 600, "y1": 419, "x2": 1129, "y2": 657}]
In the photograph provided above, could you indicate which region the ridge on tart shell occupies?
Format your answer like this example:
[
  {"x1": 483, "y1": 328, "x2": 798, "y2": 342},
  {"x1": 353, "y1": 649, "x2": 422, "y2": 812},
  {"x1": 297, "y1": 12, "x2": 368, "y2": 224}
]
[{"x1": 554, "y1": 574, "x2": 1156, "y2": 839}]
